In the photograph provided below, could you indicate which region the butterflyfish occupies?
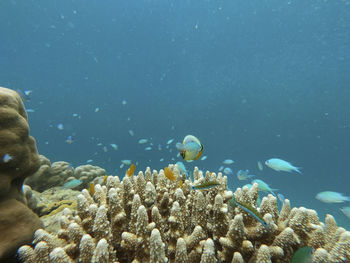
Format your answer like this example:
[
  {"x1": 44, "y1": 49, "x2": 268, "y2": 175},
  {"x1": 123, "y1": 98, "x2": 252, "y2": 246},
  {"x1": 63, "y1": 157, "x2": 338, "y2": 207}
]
[
  {"x1": 164, "y1": 167, "x2": 176, "y2": 181},
  {"x1": 191, "y1": 180, "x2": 220, "y2": 190},
  {"x1": 176, "y1": 135, "x2": 203, "y2": 162},
  {"x1": 265, "y1": 158, "x2": 301, "y2": 174},
  {"x1": 230, "y1": 196, "x2": 268, "y2": 228},
  {"x1": 126, "y1": 164, "x2": 136, "y2": 177}
]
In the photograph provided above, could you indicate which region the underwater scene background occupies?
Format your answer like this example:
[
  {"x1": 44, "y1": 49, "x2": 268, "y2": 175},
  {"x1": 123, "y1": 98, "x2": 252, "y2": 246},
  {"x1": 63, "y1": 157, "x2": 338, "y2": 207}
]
[{"x1": 1, "y1": 0, "x2": 350, "y2": 230}]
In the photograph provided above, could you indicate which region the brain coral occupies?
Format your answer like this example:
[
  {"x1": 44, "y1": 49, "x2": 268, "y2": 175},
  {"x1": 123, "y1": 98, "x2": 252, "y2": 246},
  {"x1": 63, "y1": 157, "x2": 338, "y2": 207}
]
[
  {"x1": 0, "y1": 87, "x2": 42, "y2": 262},
  {"x1": 18, "y1": 165, "x2": 350, "y2": 263}
]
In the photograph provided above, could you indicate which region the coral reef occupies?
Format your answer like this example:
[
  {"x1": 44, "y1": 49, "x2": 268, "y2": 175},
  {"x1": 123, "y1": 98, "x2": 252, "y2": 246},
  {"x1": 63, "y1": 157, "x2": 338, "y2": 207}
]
[
  {"x1": 0, "y1": 87, "x2": 43, "y2": 262},
  {"x1": 25, "y1": 156, "x2": 74, "y2": 192},
  {"x1": 18, "y1": 165, "x2": 350, "y2": 263},
  {"x1": 25, "y1": 157, "x2": 107, "y2": 192}
]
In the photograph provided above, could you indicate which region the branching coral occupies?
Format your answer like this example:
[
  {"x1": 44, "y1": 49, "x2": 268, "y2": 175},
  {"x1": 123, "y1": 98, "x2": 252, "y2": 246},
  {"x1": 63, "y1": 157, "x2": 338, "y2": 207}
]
[{"x1": 18, "y1": 166, "x2": 350, "y2": 263}]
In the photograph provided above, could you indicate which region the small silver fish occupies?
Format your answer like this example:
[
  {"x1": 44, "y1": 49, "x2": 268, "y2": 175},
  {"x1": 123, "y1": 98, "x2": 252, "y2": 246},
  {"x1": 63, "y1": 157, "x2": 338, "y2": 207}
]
[
  {"x1": 265, "y1": 158, "x2": 301, "y2": 174},
  {"x1": 2, "y1": 154, "x2": 13, "y2": 163},
  {"x1": 315, "y1": 191, "x2": 350, "y2": 203}
]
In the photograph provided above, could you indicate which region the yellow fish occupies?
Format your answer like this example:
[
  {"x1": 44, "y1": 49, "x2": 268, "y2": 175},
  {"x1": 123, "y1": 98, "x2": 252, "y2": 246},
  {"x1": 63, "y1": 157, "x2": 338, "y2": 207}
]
[
  {"x1": 176, "y1": 135, "x2": 203, "y2": 162},
  {"x1": 88, "y1": 182, "x2": 95, "y2": 196},
  {"x1": 164, "y1": 167, "x2": 176, "y2": 181},
  {"x1": 127, "y1": 164, "x2": 136, "y2": 177}
]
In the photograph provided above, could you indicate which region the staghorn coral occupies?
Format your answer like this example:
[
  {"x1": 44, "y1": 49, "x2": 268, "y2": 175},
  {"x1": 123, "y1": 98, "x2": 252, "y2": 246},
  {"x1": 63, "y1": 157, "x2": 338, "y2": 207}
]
[{"x1": 18, "y1": 166, "x2": 350, "y2": 263}]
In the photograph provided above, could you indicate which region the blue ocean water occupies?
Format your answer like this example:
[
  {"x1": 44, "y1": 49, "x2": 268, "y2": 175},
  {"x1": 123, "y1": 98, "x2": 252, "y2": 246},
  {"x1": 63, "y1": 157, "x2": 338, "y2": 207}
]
[{"x1": 1, "y1": 0, "x2": 350, "y2": 229}]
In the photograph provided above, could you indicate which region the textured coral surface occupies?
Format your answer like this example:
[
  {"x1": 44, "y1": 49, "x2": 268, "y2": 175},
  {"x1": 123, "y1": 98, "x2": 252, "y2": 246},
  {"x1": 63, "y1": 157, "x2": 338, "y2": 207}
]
[
  {"x1": 0, "y1": 87, "x2": 42, "y2": 262},
  {"x1": 18, "y1": 165, "x2": 350, "y2": 263}
]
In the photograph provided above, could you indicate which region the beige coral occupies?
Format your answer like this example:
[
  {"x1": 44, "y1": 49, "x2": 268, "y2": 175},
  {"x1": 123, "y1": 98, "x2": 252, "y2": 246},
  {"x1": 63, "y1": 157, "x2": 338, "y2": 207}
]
[
  {"x1": 17, "y1": 166, "x2": 350, "y2": 263},
  {"x1": 0, "y1": 87, "x2": 42, "y2": 262}
]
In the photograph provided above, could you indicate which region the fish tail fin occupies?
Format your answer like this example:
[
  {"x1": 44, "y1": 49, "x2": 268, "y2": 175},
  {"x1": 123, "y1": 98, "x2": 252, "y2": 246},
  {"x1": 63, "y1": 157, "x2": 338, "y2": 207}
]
[
  {"x1": 270, "y1": 189, "x2": 279, "y2": 196},
  {"x1": 295, "y1": 167, "x2": 302, "y2": 174}
]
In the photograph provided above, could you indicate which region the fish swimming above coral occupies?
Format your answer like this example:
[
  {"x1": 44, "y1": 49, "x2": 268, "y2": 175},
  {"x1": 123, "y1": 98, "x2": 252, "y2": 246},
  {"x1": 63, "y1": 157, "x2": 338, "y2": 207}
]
[
  {"x1": 176, "y1": 135, "x2": 203, "y2": 162},
  {"x1": 164, "y1": 167, "x2": 176, "y2": 181},
  {"x1": 62, "y1": 179, "x2": 82, "y2": 189},
  {"x1": 237, "y1": 169, "x2": 255, "y2": 181},
  {"x1": 223, "y1": 167, "x2": 234, "y2": 176},
  {"x1": 126, "y1": 164, "x2": 136, "y2": 177},
  {"x1": 315, "y1": 191, "x2": 350, "y2": 203},
  {"x1": 252, "y1": 179, "x2": 278, "y2": 196},
  {"x1": 229, "y1": 195, "x2": 268, "y2": 228},
  {"x1": 265, "y1": 158, "x2": 301, "y2": 174},
  {"x1": 340, "y1": 206, "x2": 350, "y2": 219},
  {"x1": 176, "y1": 161, "x2": 188, "y2": 178},
  {"x1": 191, "y1": 179, "x2": 220, "y2": 190}
]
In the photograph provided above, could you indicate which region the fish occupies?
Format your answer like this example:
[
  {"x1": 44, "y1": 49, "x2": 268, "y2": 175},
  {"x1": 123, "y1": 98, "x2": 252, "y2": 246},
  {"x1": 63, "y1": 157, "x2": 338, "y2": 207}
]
[
  {"x1": 277, "y1": 193, "x2": 286, "y2": 204},
  {"x1": 340, "y1": 207, "x2": 350, "y2": 219},
  {"x1": 176, "y1": 135, "x2": 203, "y2": 162},
  {"x1": 218, "y1": 166, "x2": 224, "y2": 172},
  {"x1": 86, "y1": 159, "x2": 93, "y2": 163},
  {"x1": 66, "y1": 136, "x2": 73, "y2": 144},
  {"x1": 160, "y1": 158, "x2": 164, "y2": 162},
  {"x1": 94, "y1": 107, "x2": 99, "y2": 112},
  {"x1": 103, "y1": 175, "x2": 108, "y2": 184},
  {"x1": 265, "y1": 158, "x2": 301, "y2": 174},
  {"x1": 121, "y1": 160, "x2": 132, "y2": 165},
  {"x1": 252, "y1": 179, "x2": 278, "y2": 196},
  {"x1": 138, "y1": 139, "x2": 148, "y2": 144},
  {"x1": 223, "y1": 167, "x2": 234, "y2": 176},
  {"x1": 223, "y1": 159, "x2": 234, "y2": 165},
  {"x1": 2, "y1": 154, "x2": 13, "y2": 163},
  {"x1": 191, "y1": 180, "x2": 220, "y2": 190},
  {"x1": 237, "y1": 169, "x2": 255, "y2": 181},
  {"x1": 128, "y1": 130, "x2": 134, "y2": 136},
  {"x1": 164, "y1": 167, "x2": 176, "y2": 181},
  {"x1": 291, "y1": 246, "x2": 314, "y2": 263},
  {"x1": 126, "y1": 164, "x2": 136, "y2": 177},
  {"x1": 230, "y1": 196, "x2": 268, "y2": 228},
  {"x1": 243, "y1": 183, "x2": 253, "y2": 190},
  {"x1": 17, "y1": 89, "x2": 32, "y2": 102},
  {"x1": 176, "y1": 161, "x2": 188, "y2": 178},
  {"x1": 26, "y1": 109, "x2": 35, "y2": 113},
  {"x1": 167, "y1": 139, "x2": 174, "y2": 144},
  {"x1": 110, "y1": 144, "x2": 118, "y2": 150},
  {"x1": 103, "y1": 146, "x2": 108, "y2": 152},
  {"x1": 257, "y1": 161, "x2": 263, "y2": 171},
  {"x1": 63, "y1": 179, "x2": 83, "y2": 189},
  {"x1": 88, "y1": 182, "x2": 95, "y2": 196},
  {"x1": 200, "y1": 155, "x2": 207, "y2": 161},
  {"x1": 158, "y1": 144, "x2": 162, "y2": 151},
  {"x1": 315, "y1": 191, "x2": 350, "y2": 203},
  {"x1": 144, "y1": 147, "x2": 152, "y2": 151},
  {"x1": 122, "y1": 99, "x2": 127, "y2": 105},
  {"x1": 57, "y1": 123, "x2": 64, "y2": 130}
]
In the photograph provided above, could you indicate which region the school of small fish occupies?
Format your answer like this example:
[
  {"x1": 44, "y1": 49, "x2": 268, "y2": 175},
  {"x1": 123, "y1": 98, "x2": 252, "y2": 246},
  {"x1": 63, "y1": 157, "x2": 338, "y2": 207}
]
[{"x1": 10, "y1": 89, "x2": 350, "y2": 227}]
